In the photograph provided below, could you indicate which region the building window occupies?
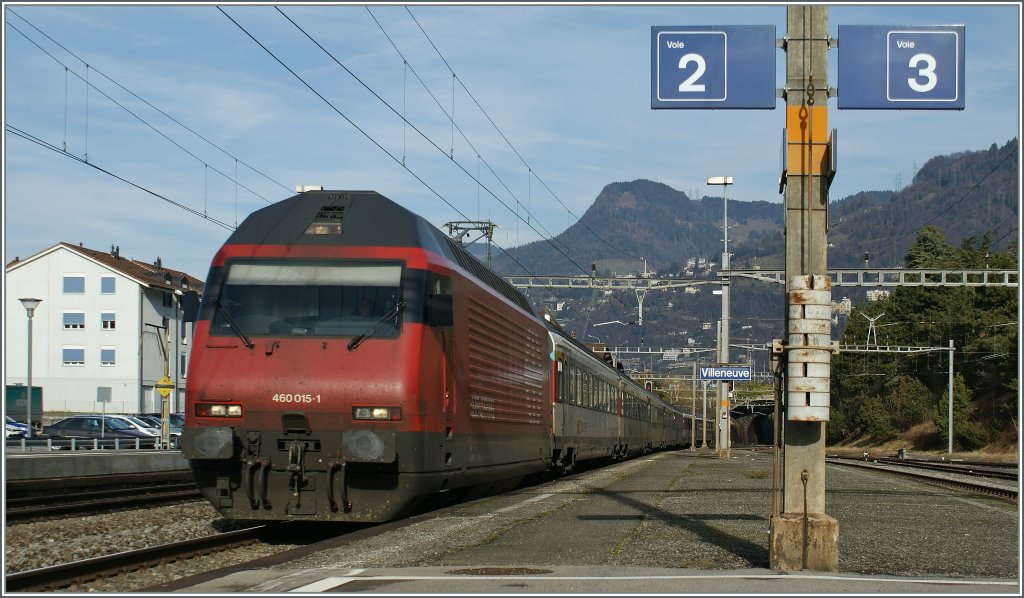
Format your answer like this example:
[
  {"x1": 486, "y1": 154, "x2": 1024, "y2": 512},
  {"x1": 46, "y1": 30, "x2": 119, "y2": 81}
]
[
  {"x1": 101, "y1": 312, "x2": 117, "y2": 330},
  {"x1": 62, "y1": 347, "x2": 85, "y2": 366},
  {"x1": 63, "y1": 311, "x2": 85, "y2": 330},
  {"x1": 180, "y1": 354, "x2": 188, "y2": 377},
  {"x1": 63, "y1": 275, "x2": 85, "y2": 294},
  {"x1": 100, "y1": 347, "x2": 116, "y2": 366},
  {"x1": 101, "y1": 276, "x2": 116, "y2": 294},
  {"x1": 163, "y1": 292, "x2": 173, "y2": 308}
]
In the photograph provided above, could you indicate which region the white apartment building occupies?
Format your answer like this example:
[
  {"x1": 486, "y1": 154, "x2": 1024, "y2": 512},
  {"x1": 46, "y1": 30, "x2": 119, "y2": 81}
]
[{"x1": 5, "y1": 242, "x2": 204, "y2": 423}]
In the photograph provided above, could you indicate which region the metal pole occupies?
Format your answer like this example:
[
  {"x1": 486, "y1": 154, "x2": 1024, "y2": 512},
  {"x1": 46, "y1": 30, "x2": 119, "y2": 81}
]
[
  {"x1": 19, "y1": 298, "x2": 42, "y2": 438},
  {"x1": 690, "y1": 362, "x2": 696, "y2": 451},
  {"x1": 948, "y1": 339, "x2": 954, "y2": 454},
  {"x1": 26, "y1": 311, "x2": 34, "y2": 438},
  {"x1": 701, "y1": 381, "x2": 708, "y2": 448},
  {"x1": 721, "y1": 186, "x2": 731, "y2": 458}
]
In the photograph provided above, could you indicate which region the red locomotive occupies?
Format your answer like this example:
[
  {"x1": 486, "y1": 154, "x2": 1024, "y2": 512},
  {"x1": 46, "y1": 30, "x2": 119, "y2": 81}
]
[{"x1": 182, "y1": 190, "x2": 698, "y2": 522}]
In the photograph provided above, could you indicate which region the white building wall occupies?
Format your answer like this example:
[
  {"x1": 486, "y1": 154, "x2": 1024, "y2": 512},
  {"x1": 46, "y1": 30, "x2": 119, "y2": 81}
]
[{"x1": 5, "y1": 246, "x2": 195, "y2": 417}]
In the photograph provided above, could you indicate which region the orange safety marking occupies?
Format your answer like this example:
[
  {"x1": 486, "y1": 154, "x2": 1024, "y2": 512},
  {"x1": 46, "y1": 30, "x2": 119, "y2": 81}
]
[{"x1": 786, "y1": 104, "x2": 828, "y2": 175}]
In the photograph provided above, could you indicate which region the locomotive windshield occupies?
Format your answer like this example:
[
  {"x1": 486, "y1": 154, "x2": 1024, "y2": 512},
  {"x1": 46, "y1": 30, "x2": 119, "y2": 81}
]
[{"x1": 210, "y1": 260, "x2": 404, "y2": 339}]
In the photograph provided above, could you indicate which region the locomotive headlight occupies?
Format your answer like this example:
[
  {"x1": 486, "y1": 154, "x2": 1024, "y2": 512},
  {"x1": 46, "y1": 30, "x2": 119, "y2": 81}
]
[
  {"x1": 196, "y1": 403, "x2": 243, "y2": 418},
  {"x1": 352, "y1": 406, "x2": 401, "y2": 421}
]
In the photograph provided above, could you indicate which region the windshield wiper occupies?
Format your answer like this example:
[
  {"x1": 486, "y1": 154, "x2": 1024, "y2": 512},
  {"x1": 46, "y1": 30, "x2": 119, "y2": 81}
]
[
  {"x1": 212, "y1": 297, "x2": 254, "y2": 349},
  {"x1": 348, "y1": 301, "x2": 406, "y2": 351}
]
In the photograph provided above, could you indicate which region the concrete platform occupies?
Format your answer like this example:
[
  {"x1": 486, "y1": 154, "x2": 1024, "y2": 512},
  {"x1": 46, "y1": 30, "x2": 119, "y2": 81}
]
[
  {"x1": 3, "y1": 449, "x2": 188, "y2": 481},
  {"x1": 176, "y1": 565, "x2": 1019, "y2": 594},
  {"x1": 150, "y1": 449, "x2": 1020, "y2": 594}
]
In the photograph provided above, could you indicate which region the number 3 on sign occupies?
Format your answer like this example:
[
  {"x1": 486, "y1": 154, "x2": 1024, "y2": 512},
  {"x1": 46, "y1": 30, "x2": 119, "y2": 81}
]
[
  {"x1": 678, "y1": 53, "x2": 707, "y2": 92},
  {"x1": 907, "y1": 53, "x2": 938, "y2": 93}
]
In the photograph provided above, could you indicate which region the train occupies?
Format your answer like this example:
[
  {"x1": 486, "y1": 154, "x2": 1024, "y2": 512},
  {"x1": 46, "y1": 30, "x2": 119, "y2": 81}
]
[{"x1": 181, "y1": 189, "x2": 705, "y2": 522}]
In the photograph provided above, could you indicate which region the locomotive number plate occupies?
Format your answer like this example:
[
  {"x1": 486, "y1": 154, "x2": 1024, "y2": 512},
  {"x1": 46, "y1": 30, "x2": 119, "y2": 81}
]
[{"x1": 272, "y1": 393, "x2": 322, "y2": 404}]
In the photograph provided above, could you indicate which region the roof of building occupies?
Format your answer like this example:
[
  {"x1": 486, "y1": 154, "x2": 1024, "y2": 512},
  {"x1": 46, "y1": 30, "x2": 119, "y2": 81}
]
[{"x1": 5, "y1": 242, "x2": 205, "y2": 293}]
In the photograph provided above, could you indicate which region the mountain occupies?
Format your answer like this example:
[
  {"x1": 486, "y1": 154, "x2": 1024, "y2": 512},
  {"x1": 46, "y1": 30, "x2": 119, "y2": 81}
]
[
  {"x1": 493, "y1": 138, "x2": 1018, "y2": 276},
  {"x1": 491, "y1": 179, "x2": 782, "y2": 276},
  {"x1": 482, "y1": 139, "x2": 1018, "y2": 356}
]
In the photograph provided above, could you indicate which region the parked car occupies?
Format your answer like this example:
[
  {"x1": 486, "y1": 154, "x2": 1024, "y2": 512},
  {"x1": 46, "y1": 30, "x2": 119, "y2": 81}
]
[
  {"x1": 134, "y1": 414, "x2": 183, "y2": 441},
  {"x1": 6, "y1": 415, "x2": 29, "y2": 439},
  {"x1": 104, "y1": 414, "x2": 161, "y2": 436},
  {"x1": 42, "y1": 415, "x2": 157, "y2": 441},
  {"x1": 140, "y1": 412, "x2": 185, "y2": 428}
]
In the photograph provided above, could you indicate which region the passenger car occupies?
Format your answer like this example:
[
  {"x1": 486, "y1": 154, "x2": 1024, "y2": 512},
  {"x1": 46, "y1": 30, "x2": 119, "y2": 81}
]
[
  {"x1": 104, "y1": 414, "x2": 161, "y2": 436},
  {"x1": 6, "y1": 415, "x2": 29, "y2": 439},
  {"x1": 42, "y1": 415, "x2": 157, "y2": 440},
  {"x1": 139, "y1": 412, "x2": 186, "y2": 428},
  {"x1": 134, "y1": 414, "x2": 183, "y2": 445}
]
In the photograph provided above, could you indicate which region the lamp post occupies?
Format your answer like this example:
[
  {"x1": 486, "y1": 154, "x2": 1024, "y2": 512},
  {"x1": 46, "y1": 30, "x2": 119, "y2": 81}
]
[
  {"x1": 19, "y1": 298, "x2": 42, "y2": 438},
  {"x1": 707, "y1": 176, "x2": 733, "y2": 459}
]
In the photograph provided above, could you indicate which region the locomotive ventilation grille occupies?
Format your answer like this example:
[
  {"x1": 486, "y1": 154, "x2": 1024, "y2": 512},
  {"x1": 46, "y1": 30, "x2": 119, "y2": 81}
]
[
  {"x1": 305, "y1": 205, "x2": 345, "y2": 235},
  {"x1": 467, "y1": 296, "x2": 545, "y2": 424}
]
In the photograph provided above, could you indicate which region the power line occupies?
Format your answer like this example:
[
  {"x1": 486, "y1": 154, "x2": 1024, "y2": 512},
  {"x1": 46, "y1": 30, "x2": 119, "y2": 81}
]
[
  {"x1": 218, "y1": 5, "x2": 574, "y2": 301},
  {"x1": 8, "y1": 9, "x2": 292, "y2": 197},
  {"x1": 365, "y1": 8, "x2": 635, "y2": 316},
  {"x1": 364, "y1": 7, "x2": 586, "y2": 267},
  {"x1": 261, "y1": 6, "x2": 592, "y2": 277},
  {"x1": 404, "y1": 6, "x2": 638, "y2": 262},
  {"x1": 5, "y1": 17, "x2": 276, "y2": 207},
  {"x1": 893, "y1": 143, "x2": 1019, "y2": 245},
  {"x1": 7, "y1": 124, "x2": 236, "y2": 232}
]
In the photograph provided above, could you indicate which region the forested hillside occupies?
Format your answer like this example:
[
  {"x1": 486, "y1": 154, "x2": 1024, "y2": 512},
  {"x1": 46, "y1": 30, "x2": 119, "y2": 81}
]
[{"x1": 831, "y1": 227, "x2": 1018, "y2": 451}]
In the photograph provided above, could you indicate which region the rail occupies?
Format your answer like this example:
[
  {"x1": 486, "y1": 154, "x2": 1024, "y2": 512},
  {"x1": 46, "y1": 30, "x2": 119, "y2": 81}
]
[
  {"x1": 4, "y1": 527, "x2": 266, "y2": 592},
  {"x1": 5, "y1": 483, "x2": 202, "y2": 522},
  {"x1": 825, "y1": 456, "x2": 1017, "y2": 502}
]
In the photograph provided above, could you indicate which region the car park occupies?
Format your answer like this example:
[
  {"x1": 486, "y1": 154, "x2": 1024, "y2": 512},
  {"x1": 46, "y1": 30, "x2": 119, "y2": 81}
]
[{"x1": 6, "y1": 415, "x2": 29, "y2": 439}]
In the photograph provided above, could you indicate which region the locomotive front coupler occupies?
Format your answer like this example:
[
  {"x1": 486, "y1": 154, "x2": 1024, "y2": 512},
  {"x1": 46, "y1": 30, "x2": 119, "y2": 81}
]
[{"x1": 287, "y1": 439, "x2": 307, "y2": 506}]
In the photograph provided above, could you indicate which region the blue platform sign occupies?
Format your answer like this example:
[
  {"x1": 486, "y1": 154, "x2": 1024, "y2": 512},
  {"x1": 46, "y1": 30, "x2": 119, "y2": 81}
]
[
  {"x1": 699, "y1": 366, "x2": 752, "y2": 381},
  {"x1": 838, "y1": 25, "x2": 965, "y2": 110},
  {"x1": 651, "y1": 25, "x2": 776, "y2": 109}
]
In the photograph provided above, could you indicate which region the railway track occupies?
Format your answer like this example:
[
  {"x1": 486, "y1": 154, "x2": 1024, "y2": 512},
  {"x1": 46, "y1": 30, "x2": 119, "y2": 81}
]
[
  {"x1": 4, "y1": 526, "x2": 266, "y2": 592},
  {"x1": 875, "y1": 456, "x2": 1018, "y2": 481},
  {"x1": 5, "y1": 482, "x2": 203, "y2": 522},
  {"x1": 825, "y1": 455, "x2": 1018, "y2": 502}
]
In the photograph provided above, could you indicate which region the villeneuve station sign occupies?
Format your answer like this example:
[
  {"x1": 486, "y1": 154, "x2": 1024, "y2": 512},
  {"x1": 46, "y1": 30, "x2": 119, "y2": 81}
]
[{"x1": 699, "y1": 365, "x2": 752, "y2": 381}]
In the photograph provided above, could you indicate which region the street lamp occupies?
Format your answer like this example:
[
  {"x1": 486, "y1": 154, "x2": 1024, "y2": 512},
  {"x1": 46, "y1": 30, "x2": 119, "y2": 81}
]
[
  {"x1": 707, "y1": 176, "x2": 733, "y2": 459},
  {"x1": 19, "y1": 298, "x2": 42, "y2": 438}
]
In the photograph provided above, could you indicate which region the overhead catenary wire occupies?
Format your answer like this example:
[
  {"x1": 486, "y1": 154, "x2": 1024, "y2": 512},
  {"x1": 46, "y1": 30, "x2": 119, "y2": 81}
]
[
  {"x1": 404, "y1": 6, "x2": 639, "y2": 263},
  {"x1": 8, "y1": 9, "x2": 293, "y2": 198},
  {"x1": 890, "y1": 144, "x2": 1019, "y2": 247},
  {"x1": 365, "y1": 7, "x2": 636, "y2": 316},
  {"x1": 222, "y1": 7, "x2": 629, "y2": 323},
  {"x1": 7, "y1": 124, "x2": 236, "y2": 232},
  {"x1": 5, "y1": 18, "x2": 276, "y2": 208},
  {"x1": 362, "y1": 6, "x2": 588, "y2": 268},
  {"x1": 265, "y1": 6, "x2": 592, "y2": 277}
]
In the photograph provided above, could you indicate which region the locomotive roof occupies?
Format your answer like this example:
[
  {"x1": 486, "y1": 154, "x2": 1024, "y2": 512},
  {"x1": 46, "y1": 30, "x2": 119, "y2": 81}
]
[
  {"x1": 226, "y1": 190, "x2": 535, "y2": 316},
  {"x1": 226, "y1": 190, "x2": 446, "y2": 251}
]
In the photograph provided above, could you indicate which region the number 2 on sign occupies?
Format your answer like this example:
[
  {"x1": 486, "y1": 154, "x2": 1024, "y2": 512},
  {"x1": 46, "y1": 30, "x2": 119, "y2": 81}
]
[{"x1": 677, "y1": 53, "x2": 707, "y2": 92}]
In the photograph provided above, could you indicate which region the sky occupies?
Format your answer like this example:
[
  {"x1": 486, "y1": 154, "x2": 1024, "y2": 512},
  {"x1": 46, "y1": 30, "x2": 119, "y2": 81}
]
[{"x1": 3, "y1": 2, "x2": 1021, "y2": 282}]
